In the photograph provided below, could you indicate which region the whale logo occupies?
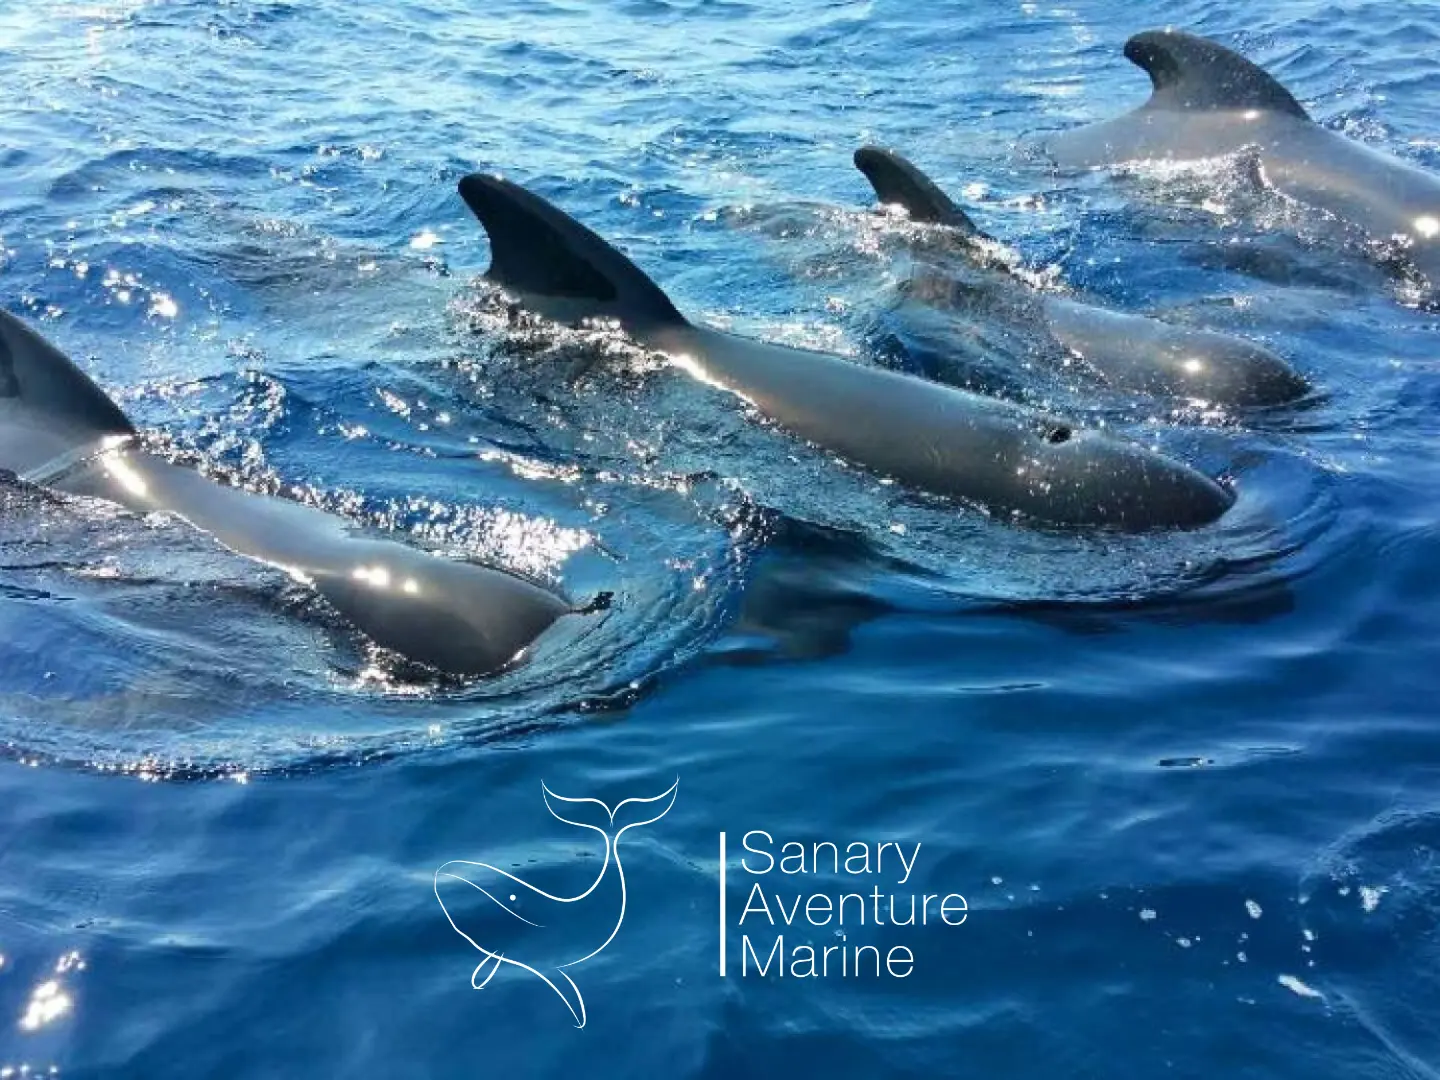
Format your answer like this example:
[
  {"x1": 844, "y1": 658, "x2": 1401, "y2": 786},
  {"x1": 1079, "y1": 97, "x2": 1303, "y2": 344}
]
[{"x1": 434, "y1": 778, "x2": 679, "y2": 1029}]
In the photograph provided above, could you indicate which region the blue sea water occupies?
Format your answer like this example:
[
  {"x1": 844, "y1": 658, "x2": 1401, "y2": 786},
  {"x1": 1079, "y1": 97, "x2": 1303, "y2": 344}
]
[{"x1": 2, "y1": 0, "x2": 1440, "y2": 1074}]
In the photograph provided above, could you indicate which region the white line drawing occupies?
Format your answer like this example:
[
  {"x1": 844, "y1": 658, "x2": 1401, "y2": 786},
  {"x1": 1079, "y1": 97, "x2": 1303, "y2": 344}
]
[{"x1": 434, "y1": 778, "x2": 679, "y2": 1029}]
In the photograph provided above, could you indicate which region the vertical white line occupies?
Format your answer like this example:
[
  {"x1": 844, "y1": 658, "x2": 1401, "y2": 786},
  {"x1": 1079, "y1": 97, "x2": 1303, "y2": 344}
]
[{"x1": 719, "y1": 831, "x2": 727, "y2": 977}]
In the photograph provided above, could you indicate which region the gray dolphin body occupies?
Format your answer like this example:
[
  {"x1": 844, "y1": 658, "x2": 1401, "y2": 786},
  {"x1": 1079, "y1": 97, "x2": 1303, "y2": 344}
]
[
  {"x1": 853, "y1": 146, "x2": 1308, "y2": 407},
  {"x1": 458, "y1": 173, "x2": 1234, "y2": 530},
  {"x1": 0, "y1": 310, "x2": 572, "y2": 675},
  {"x1": 1041, "y1": 29, "x2": 1440, "y2": 289}
]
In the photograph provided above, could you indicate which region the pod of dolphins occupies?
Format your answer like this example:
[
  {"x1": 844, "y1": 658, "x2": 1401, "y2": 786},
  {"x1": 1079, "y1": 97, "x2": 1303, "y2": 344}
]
[{"x1": 3, "y1": 28, "x2": 1436, "y2": 677}]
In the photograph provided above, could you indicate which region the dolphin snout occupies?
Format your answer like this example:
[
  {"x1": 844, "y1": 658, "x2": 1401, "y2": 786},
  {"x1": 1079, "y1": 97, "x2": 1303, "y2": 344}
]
[
  {"x1": 1134, "y1": 447, "x2": 1235, "y2": 528},
  {"x1": 1029, "y1": 430, "x2": 1235, "y2": 530},
  {"x1": 1040, "y1": 298, "x2": 1308, "y2": 408},
  {"x1": 1180, "y1": 334, "x2": 1309, "y2": 408}
]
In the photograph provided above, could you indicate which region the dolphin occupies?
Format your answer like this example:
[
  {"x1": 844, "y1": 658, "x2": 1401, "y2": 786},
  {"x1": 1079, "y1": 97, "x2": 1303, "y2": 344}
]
[
  {"x1": 0, "y1": 309, "x2": 574, "y2": 676},
  {"x1": 1039, "y1": 29, "x2": 1440, "y2": 289},
  {"x1": 457, "y1": 172, "x2": 1234, "y2": 530},
  {"x1": 853, "y1": 145, "x2": 1309, "y2": 407}
]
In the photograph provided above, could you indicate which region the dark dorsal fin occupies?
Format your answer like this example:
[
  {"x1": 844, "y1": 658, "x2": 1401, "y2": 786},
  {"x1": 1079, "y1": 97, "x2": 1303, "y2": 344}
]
[
  {"x1": 853, "y1": 147, "x2": 983, "y2": 235},
  {"x1": 1124, "y1": 30, "x2": 1309, "y2": 120},
  {"x1": 457, "y1": 173, "x2": 687, "y2": 331},
  {"x1": 0, "y1": 310, "x2": 135, "y2": 437}
]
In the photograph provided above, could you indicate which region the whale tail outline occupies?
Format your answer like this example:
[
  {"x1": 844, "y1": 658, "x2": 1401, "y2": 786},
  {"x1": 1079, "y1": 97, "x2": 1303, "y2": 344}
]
[
  {"x1": 458, "y1": 173, "x2": 688, "y2": 335},
  {"x1": 611, "y1": 778, "x2": 679, "y2": 840},
  {"x1": 1123, "y1": 30, "x2": 1309, "y2": 120},
  {"x1": 535, "y1": 783, "x2": 679, "y2": 840},
  {"x1": 540, "y1": 783, "x2": 619, "y2": 837},
  {"x1": 853, "y1": 147, "x2": 985, "y2": 236},
  {"x1": 539, "y1": 778, "x2": 680, "y2": 840}
]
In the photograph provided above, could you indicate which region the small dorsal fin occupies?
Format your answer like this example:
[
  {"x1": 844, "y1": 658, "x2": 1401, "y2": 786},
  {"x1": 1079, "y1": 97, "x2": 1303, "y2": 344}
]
[
  {"x1": 853, "y1": 147, "x2": 984, "y2": 235},
  {"x1": 457, "y1": 174, "x2": 687, "y2": 331},
  {"x1": 1124, "y1": 30, "x2": 1309, "y2": 120}
]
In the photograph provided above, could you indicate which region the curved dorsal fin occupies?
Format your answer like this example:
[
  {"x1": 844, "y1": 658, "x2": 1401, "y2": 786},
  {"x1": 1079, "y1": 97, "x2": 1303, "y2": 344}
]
[
  {"x1": 457, "y1": 173, "x2": 686, "y2": 331},
  {"x1": 1124, "y1": 30, "x2": 1309, "y2": 120},
  {"x1": 853, "y1": 147, "x2": 983, "y2": 235},
  {"x1": 0, "y1": 309, "x2": 135, "y2": 455},
  {"x1": 0, "y1": 311, "x2": 134, "y2": 435}
]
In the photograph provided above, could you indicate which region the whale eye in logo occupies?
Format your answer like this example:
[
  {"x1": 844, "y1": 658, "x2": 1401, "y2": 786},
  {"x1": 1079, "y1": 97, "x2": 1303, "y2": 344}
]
[{"x1": 434, "y1": 778, "x2": 679, "y2": 1029}]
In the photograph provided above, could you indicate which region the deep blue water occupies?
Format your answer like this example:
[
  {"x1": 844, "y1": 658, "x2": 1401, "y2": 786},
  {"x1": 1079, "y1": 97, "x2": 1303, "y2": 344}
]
[{"x1": 2, "y1": 0, "x2": 1440, "y2": 1075}]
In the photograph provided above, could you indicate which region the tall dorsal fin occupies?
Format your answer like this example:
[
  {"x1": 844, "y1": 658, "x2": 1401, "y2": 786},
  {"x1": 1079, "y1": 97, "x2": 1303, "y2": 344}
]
[
  {"x1": 853, "y1": 147, "x2": 984, "y2": 235},
  {"x1": 1124, "y1": 30, "x2": 1309, "y2": 120},
  {"x1": 0, "y1": 310, "x2": 134, "y2": 435},
  {"x1": 0, "y1": 310, "x2": 135, "y2": 481},
  {"x1": 457, "y1": 174, "x2": 687, "y2": 331}
]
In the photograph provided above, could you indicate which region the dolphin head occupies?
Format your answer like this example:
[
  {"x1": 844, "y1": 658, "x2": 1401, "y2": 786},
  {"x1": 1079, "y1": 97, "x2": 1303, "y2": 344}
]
[
  {"x1": 1155, "y1": 331, "x2": 1310, "y2": 408},
  {"x1": 315, "y1": 551, "x2": 573, "y2": 677},
  {"x1": 1010, "y1": 418, "x2": 1235, "y2": 530},
  {"x1": 1040, "y1": 298, "x2": 1309, "y2": 408}
]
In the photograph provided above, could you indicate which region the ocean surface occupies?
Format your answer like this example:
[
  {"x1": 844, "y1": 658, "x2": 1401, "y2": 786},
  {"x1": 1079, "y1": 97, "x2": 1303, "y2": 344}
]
[{"x1": 2, "y1": 0, "x2": 1439, "y2": 1075}]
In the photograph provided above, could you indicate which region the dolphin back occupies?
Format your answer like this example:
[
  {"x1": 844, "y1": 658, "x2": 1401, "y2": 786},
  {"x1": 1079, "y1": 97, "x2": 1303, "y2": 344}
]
[
  {"x1": 853, "y1": 147, "x2": 984, "y2": 235},
  {"x1": 0, "y1": 309, "x2": 573, "y2": 677},
  {"x1": 1124, "y1": 29, "x2": 1310, "y2": 119},
  {"x1": 0, "y1": 311, "x2": 135, "y2": 479},
  {"x1": 458, "y1": 173, "x2": 689, "y2": 335}
]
